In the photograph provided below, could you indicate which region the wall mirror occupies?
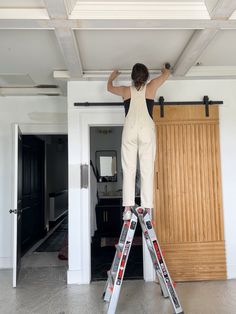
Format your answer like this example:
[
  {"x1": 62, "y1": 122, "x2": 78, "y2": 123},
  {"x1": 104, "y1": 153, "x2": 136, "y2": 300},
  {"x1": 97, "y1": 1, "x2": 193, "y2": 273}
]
[{"x1": 95, "y1": 150, "x2": 117, "y2": 182}]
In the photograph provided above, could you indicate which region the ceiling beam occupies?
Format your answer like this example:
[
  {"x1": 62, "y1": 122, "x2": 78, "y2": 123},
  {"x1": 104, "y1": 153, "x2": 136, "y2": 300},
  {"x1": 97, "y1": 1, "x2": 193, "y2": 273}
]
[
  {"x1": 54, "y1": 27, "x2": 83, "y2": 78},
  {"x1": 173, "y1": 29, "x2": 218, "y2": 76},
  {"x1": 65, "y1": 0, "x2": 78, "y2": 15},
  {"x1": 43, "y1": 0, "x2": 68, "y2": 19},
  {"x1": 2, "y1": 19, "x2": 236, "y2": 30},
  {"x1": 44, "y1": 0, "x2": 83, "y2": 78},
  {"x1": 209, "y1": 0, "x2": 236, "y2": 19},
  {"x1": 173, "y1": 0, "x2": 236, "y2": 76}
]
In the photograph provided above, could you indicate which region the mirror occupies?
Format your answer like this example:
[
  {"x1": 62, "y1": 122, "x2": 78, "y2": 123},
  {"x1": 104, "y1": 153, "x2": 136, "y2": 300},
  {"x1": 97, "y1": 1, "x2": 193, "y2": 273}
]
[{"x1": 96, "y1": 150, "x2": 117, "y2": 182}]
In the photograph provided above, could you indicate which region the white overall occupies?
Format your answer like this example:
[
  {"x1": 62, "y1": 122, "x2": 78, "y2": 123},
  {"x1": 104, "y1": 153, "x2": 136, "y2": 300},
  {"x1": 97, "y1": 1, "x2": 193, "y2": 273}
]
[{"x1": 121, "y1": 85, "x2": 156, "y2": 208}]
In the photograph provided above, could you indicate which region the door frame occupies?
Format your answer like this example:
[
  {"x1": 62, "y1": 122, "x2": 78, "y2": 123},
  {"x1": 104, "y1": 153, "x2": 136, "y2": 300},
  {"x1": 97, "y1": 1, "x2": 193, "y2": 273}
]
[
  {"x1": 12, "y1": 124, "x2": 22, "y2": 287},
  {"x1": 67, "y1": 107, "x2": 155, "y2": 284},
  {"x1": 11, "y1": 122, "x2": 67, "y2": 287}
]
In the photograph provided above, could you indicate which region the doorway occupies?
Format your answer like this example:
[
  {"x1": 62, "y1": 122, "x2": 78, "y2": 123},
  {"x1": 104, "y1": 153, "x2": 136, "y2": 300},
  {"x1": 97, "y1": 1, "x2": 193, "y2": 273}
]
[
  {"x1": 20, "y1": 135, "x2": 68, "y2": 269},
  {"x1": 90, "y1": 126, "x2": 143, "y2": 281}
]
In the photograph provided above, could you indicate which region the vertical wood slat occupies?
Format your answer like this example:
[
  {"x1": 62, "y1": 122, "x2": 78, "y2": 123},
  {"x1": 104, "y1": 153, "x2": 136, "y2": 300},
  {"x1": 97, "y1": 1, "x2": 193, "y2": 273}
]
[{"x1": 153, "y1": 105, "x2": 226, "y2": 281}]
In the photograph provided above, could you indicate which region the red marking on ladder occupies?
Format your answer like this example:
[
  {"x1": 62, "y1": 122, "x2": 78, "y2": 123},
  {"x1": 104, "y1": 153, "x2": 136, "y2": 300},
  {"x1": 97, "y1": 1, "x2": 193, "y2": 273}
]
[
  {"x1": 173, "y1": 281, "x2": 176, "y2": 288},
  {"x1": 153, "y1": 241, "x2": 161, "y2": 260},
  {"x1": 121, "y1": 259, "x2": 125, "y2": 268},
  {"x1": 117, "y1": 251, "x2": 122, "y2": 258},
  {"x1": 124, "y1": 221, "x2": 130, "y2": 228},
  {"x1": 118, "y1": 269, "x2": 123, "y2": 278}
]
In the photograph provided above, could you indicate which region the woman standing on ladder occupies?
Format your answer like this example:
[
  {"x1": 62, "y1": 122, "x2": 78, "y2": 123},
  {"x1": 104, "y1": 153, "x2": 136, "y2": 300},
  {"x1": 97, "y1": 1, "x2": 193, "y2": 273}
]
[{"x1": 107, "y1": 63, "x2": 170, "y2": 220}]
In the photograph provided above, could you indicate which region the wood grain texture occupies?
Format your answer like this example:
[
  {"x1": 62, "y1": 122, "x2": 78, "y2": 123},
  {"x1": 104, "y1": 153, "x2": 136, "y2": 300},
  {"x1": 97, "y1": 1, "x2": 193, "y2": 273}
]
[
  {"x1": 162, "y1": 242, "x2": 227, "y2": 281},
  {"x1": 153, "y1": 105, "x2": 226, "y2": 281}
]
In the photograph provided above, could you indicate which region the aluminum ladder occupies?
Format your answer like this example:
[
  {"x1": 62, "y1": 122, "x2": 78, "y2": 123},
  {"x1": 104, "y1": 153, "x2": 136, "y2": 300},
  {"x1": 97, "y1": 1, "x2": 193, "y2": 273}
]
[{"x1": 103, "y1": 206, "x2": 184, "y2": 314}]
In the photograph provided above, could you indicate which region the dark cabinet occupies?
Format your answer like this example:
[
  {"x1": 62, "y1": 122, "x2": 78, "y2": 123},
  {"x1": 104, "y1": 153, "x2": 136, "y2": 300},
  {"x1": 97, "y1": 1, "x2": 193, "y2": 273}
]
[
  {"x1": 95, "y1": 196, "x2": 142, "y2": 237},
  {"x1": 96, "y1": 197, "x2": 122, "y2": 237}
]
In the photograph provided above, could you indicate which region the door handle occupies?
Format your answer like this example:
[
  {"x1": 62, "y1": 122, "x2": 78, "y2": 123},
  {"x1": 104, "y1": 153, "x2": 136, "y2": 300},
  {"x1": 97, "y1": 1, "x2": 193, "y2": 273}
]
[{"x1": 9, "y1": 209, "x2": 22, "y2": 214}]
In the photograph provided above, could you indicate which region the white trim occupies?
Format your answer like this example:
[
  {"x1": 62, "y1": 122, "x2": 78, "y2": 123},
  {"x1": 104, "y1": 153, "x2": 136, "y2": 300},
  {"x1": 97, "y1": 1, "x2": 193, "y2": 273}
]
[
  {"x1": 55, "y1": 69, "x2": 236, "y2": 82},
  {"x1": 19, "y1": 123, "x2": 67, "y2": 135},
  {"x1": 0, "y1": 9, "x2": 49, "y2": 20},
  {"x1": 70, "y1": 1, "x2": 210, "y2": 20},
  {"x1": 54, "y1": 70, "x2": 70, "y2": 80},
  {"x1": 67, "y1": 270, "x2": 83, "y2": 284},
  {"x1": 10, "y1": 123, "x2": 67, "y2": 286},
  {"x1": 12, "y1": 124, "x2": 20, "y2": 287},
  {"x1": 68, "y1": 107, "x2": 155, "y2": 284}
]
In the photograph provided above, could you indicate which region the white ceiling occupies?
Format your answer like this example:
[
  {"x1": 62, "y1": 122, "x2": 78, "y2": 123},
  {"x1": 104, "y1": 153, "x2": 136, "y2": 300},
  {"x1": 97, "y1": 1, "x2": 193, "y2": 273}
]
[
  {"x1": 0, "y1": 30, "x2": 65, "y2": 84},
  {"x1": 0, "y1": 0, "x2": 236, "y2": 96},
  {"x1": 197, "y1": 30, "x2": 236, "y2": 66},
  {"x1": 76, "y1": 30, "x2": 194, "y2": 71}
]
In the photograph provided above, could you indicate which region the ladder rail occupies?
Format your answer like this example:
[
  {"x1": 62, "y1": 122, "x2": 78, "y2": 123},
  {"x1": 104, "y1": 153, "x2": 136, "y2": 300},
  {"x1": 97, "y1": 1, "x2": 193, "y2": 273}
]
[
  {"x1": 105, "y1": 213, "x2": 138, "y2": 314},
  {"x1": 139, "y1": 209, "x2": 184, "y2": 314}
]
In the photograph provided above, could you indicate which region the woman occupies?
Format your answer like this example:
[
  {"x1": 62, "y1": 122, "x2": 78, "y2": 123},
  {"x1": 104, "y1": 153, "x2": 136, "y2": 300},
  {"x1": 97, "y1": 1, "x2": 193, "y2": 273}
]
[{"x1": 107, "y1": 63, "x2": 170, "y2": 220}]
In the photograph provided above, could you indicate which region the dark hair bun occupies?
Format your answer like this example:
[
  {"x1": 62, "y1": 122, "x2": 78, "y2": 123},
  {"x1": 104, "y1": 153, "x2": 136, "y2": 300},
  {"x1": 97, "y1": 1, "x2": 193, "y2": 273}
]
[{"x1": 131, "y1": 63, "x2": 149, "y2": 89}]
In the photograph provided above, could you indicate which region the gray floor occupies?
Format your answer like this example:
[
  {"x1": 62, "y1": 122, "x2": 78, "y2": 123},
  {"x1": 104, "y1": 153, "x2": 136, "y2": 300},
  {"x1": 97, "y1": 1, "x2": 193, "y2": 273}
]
[{"x1": 0, "y1": 267, "x2": 236, "y2": 314}]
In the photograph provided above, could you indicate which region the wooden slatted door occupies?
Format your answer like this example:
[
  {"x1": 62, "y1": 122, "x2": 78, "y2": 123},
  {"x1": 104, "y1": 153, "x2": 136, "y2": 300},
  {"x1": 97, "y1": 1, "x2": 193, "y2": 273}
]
[{"x1": 153, "y1": 105, "x2": 226, "y2": 281}]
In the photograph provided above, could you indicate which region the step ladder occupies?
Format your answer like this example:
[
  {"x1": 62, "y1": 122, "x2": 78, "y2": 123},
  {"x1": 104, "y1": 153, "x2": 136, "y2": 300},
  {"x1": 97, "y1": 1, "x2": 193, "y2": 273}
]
[{"x1": 103, "y1": 206, "x2": 184, "y2": 314}]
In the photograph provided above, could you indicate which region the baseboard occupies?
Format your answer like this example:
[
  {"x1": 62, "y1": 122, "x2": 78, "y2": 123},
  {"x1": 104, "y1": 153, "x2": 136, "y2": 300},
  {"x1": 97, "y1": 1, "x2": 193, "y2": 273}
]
[
  {"x1": 67, "y1": 269, "x2": 90, "y2": 284},
  {"x1": 0, "y1": 257, "x2": 12, "y2": 269}
]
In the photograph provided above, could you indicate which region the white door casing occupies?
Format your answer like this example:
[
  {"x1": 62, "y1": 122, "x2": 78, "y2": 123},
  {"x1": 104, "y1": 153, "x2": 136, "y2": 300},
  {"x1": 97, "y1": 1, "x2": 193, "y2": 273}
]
[
  {"x1": 12, "y1": 124, "x2": 22, "y2": 287},
  {"x1": 11, "y1": 123, "x2": 67, "y2": 287},
  {"x1": 67, "y1": 107, "x2": 155, "y2": 284}
]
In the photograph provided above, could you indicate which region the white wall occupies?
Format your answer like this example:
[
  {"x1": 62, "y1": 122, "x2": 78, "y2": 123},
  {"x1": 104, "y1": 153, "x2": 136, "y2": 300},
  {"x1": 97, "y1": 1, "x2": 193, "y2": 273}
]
[
  {"x1": 68, "y1": 79, "x2": 236, "y2": 282},
  {"x1": 0, "y1": 96, "x2": 67, "y2": 268}
]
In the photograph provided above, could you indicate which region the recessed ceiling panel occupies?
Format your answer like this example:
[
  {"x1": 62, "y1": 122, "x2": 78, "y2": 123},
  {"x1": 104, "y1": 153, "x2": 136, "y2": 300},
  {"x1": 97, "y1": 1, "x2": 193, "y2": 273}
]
[
  {"x1": 0, "y1": 0, "x2": 44, "y2": 7},
  {"x1": 75, "y1": 30, "x2": 193, "y2": 71},
  {"x1": 0, "y1": 30, "x2": 66, "y2": 85},
  {"x1": 197, "y1": 30, "x2": 236, "y2": 66}
]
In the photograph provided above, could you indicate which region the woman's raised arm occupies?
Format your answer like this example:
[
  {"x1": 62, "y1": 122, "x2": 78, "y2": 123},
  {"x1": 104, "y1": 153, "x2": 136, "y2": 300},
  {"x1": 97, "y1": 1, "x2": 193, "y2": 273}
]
[{"x1": 107, "y1": 70, "x2": 127, "y2": 98}]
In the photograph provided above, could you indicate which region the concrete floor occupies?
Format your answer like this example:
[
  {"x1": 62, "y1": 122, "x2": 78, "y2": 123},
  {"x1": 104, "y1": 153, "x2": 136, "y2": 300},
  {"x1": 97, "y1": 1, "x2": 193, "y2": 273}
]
[{"x1": 0, "y1": 267, "x2": 236, "y2": 314}]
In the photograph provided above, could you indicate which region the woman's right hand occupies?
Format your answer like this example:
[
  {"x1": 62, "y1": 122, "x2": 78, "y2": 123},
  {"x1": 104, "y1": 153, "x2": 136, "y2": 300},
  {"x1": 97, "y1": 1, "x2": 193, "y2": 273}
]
[{"x1": 109, "y1": 70, "x2": 120, "y2": 81}]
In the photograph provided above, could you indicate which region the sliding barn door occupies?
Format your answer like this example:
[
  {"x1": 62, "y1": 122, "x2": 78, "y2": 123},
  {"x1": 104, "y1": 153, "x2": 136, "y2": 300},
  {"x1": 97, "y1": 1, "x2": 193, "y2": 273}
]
[{"x1": 153, "y1": 105, "x2": 226, "y2": 281}]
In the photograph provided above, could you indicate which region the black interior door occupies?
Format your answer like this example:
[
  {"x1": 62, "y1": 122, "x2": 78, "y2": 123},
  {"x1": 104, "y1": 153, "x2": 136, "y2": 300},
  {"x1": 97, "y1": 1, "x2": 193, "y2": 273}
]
[{"x1": 21, "y1": 135, "x2": 45, "y2": 254}]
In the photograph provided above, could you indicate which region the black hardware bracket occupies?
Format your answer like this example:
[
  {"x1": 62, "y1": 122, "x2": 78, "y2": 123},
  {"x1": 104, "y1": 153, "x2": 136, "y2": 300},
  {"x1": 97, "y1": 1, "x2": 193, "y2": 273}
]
[{"x1": 159, "y1": 96, "x2": 165, "y2": 118}]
